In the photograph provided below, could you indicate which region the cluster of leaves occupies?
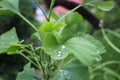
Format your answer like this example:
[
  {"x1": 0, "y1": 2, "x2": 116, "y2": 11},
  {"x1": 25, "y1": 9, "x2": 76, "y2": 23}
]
[
  {"x1": 0, "y1": 0, "x2": 116, "y2": 80},
  {"x1": 0, "y1": 0, "x2": 36, "y2": 80}
]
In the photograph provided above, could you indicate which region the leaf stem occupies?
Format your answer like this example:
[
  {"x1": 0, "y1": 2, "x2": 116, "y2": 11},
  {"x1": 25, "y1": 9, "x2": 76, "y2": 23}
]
[
  {"x1": 30, "y1": 45, "x2": 46, "y2": 79},
  {"x1": 48, "y1": 0, "x2": 55, "y2": 21},
  {"x1": 54, "y1": 59, "x2": 65, "y2": 74},
  {"x1": 103, "y1": 67, "x2": 120, "y2": 79},
  {"x1": 101, "y1": 27, "x2": 120, "y2": 54},
  {"x1": 18, "y1": 52, "x2": 39, "y2": 69},
  {"x1": 93, "y1": 61, "x2": 120, "y2": 71},
  {"x1": 17, "y1": 13, "x2": 38, "y2": 31},
  {"x1": 88, "y1": 67, "x2": 94, "y2": 80}
]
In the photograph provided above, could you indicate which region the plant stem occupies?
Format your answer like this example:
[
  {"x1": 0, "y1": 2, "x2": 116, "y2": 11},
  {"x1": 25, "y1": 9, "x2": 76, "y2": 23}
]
[
  {"x1": 101, "y1": 27, "x2": 120, "y2": 54},
  {"x1": 55, "y1": 4, "x2": 82, "y2": 24},
  {"x1": 88, "y1": 67, "x2": 94, "y2": 80},
  {"x1": 17, "y1": 13, "x2": 38, "y2": 31},
  {"x1": 18, "y1": 52, "x2": 39, "y2": 68},
  {"x1": 34, "y1": 0, "x2": 49, "y2": 21},
  {"x1": 93, "y1": 61, "x2": 120, "y2": 71},
  {"x1": 48, "y1": 0, "x2": 55, "y2": 21},
  {"x1": 34, "y1": 56, "x2": 46, "y2": 79},
  {"x1": 30, "y1": 45, "x2": 46, "y2": 80},
  {"x1": 48, "y1": 55, "x2": 51, "y2": 67},
  {"x1": 39, "y1": 48, "x2": 47, "y2": 80},
  {"x1": 103, "y1": 67, "x2": 120, "y2": 79},
  {"x1": 54, "y1": 59, "x2": 65, "y2": 74}
]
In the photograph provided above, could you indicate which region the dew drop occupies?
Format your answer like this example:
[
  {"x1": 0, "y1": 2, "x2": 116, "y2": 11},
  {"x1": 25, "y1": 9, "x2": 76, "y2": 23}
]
[
  {"x1": 58, "y1": 51, "x2": 62, "y2": 54},
  {"x1": 95, "y1": 55, "x2": 102, "y2": 62},
  {"x1": 59, "y1": 70, "x2": 71, "y2": 80},
  {"x1": 67, "y1": 76, "x2": 71, "y2": 79},
  {"x1": 57, "y1": 51, "x2": 62, "y2": 57},
  {"x1": 61, "y1": 45, "x2": 66, "y2": 49},
  {"x1": 97, "y1": 50, "x2": 101, "y2": 54}
]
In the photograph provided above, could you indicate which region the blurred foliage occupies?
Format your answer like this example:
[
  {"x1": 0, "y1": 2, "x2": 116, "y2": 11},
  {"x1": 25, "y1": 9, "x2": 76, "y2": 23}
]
[
  {"x1": 104, "y1": 4, "x2": 120, "y2": 30},
  {"x1": 0, "y1": 0, "x2": 40, "y2": 40},
  {"x1": 0, "y1": 0, "x2": 39, "y2": 80},
  {"x1": 93, "y1": 1, "x2": 120, "y2": 61},
  {"x1": 65, "y1": 1, "x2": 120, "y2": 79},
  {"x1": 92, "y1": 1, "x2": 120, "y2": 79}
]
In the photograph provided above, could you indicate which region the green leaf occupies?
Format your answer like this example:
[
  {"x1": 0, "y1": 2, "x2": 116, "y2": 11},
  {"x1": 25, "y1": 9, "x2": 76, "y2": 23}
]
[
  {"x1": 78, "y1": 32, "x2": 106, "y2": 54},
  {"x1": 39, "y1": 22, "x2": 54, "y2": 33},
  {"x1": 43, "y1": 33, "x2": 70, "y2": 60},
  {"x1": 43, "y1": 33, "x2": 58, "y2": 51},
  {"x1": 39, "y1": 22, "x2": 66, "y2": 41},
  {"x1": 0, "y1": 27, "x2": 19, "y2": 54},
  {"x1": 96, "y1": 1, "x2": 115, "y2": 11},
  {"x1": 82, "y1": 1, "x2": 114, "y2": 11},
  {"x1": 0, "y1": 8, "x2": 14, "y2": 15},
  {"x1": 58, "y1": 27, "x2": 74, "y2": 44},
  {"x1": 31, "y1": 32, "x2": 42, "y2": 41},
  {"x1": 65, "y1": 12, "x2": 83, "y2": 26},
  {"x1": 65, "y1": 37, "x2": 103, "y2": 66},
  {"x1": 16, "y1": 63, "x2": 36, "y2": 80},
  {"x1": 5, "y1": 43, "x2": 21, "y2": 54},
  {"x1": 24, "y1": 63, "x2": 31, "y2": 70},
  {"x1": 82, "y1": 0, "x2": 96, "y2": 6},
  {"x1": 39, "y1": 22, "x2": 66, "y2": 33},
  {"x1": 58, "y1": 24, "x2": 82, "y2": 44},
  {"x1": 0, "y1": 0, "x2": 19, "y2": 13},
  {"x1": 53, "y1": 60, "x2": 89, "y2": 80}
]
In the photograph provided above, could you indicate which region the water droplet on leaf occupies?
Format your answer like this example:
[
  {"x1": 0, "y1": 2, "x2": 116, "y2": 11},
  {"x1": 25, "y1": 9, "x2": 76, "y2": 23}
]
[
  {"x1": 95, "y1": 55, "x2": 102, "y2": 62},
  {"x1": 57, "y1": 51, "x2": 62, "y2": 57},
  {"x1": 97, "y1": 50, "x2": 101, "y2": 54},
  {"x1": 58, "y1": 51, "x2": 62, "y2": 54},
  {"x1": 59, "y1": 70, "x2": 71, "y2": 80},
  {"x1": 61, "y1": 45, "x2": 66, "y2": 49}
]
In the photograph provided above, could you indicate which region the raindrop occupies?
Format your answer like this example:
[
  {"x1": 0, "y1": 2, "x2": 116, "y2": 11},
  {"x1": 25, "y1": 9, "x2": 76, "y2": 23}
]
[
  {"x1": 67, "y1": 76, "x2": 71, "y2": 79},
  {"x1": 58, "y1": 51, "x2": 62, "y2": 54},
  {"x1": 61, "y1": 45, "x2": 66, "y2": 49},
  {"x1": 57, "y1": 51, "x2": 62, "y2": 57},
  {"x1": 97, "y1": 50, "x2": 101, "y2": 54},
  {"x1": 59, "y1": 70, "x2": 71, "y2": 80},
  {"x1": 95, "y1": 55, "x2": 102, "y2": 62}
]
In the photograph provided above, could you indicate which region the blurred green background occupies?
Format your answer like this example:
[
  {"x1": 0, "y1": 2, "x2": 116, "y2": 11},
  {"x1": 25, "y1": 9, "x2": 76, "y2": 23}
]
[{"x1": 0, "y1": 0, "x2": 120, "y2": 80}]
